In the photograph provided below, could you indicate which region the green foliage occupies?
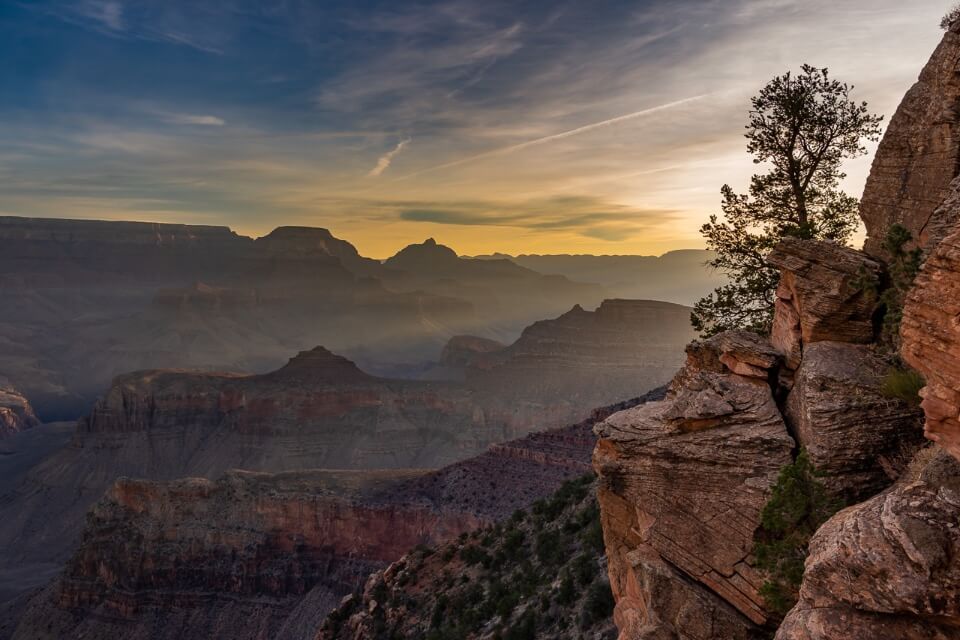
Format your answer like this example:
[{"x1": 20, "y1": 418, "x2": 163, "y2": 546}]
[
  {"x1": 693, "y1": 65, "x2": 883, "y2": 336},
  {"x1": 879, "y1": 224, "x2": 924, "y2": 350},
  {"x1": 579, "y1": 581, "x2": 615, "y2": 629},
  {"x1": 753, "y1": 451, "x2": 843, "y2": 616},
  {"x1": 555, "y1": 571, "x2": 577, "y2": 606},
  {"x1": 881, "y1": 367, "x2": 925, "y2": 406},
  {"x1": 504, "y1": 609, "x2": 538, "y2": 640}
]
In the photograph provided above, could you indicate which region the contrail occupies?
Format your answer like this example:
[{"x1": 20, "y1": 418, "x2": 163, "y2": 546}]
[
  {"x1": 368, "y1": 137, "x2": 412, "y2": 177},
  {"x1": 393, "y1": 94, "x2": 711, "y2": 181}
]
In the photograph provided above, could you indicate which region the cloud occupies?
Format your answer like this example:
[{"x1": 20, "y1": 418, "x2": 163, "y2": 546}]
[
  {"x1": 396, "y1": 195, "x2": 678, "y2": 241},
  {"x1": 81, "y1": 0, "x2": 124, "y2": 31},
  {"x1": 392, "y1": 94, "x2": 712, "y2": 180},
  {"x1": 367, "y1": 138, "x2": 411, "y2": 177},
  {"x1": 165, "y1": 113, "x2": 226, "y2": 126}
]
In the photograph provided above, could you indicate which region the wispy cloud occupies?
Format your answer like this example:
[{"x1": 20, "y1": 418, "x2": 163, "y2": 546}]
[
  {"x1": 393, "y1": 94, "x2": 712, "y2": 180},
  {"x1": 165, "y1": 113, "x2": 226, "y2": 126},
  {"x1": 368, "y1": 138, "x2": 411, "y2": 177}
]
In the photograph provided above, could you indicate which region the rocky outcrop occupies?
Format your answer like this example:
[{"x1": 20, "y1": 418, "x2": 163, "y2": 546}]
[
  {"x1": 593, "y1": 332, "x2": 794, "y2": 637},
  {"x1": 0, "y1": 381, "x2": 39, "y2": 438},
  {"x1": 775, "y1": 449, "x2": 960, "y2": 639},
  {"x1": 767, "y1": 238, "x2": 881, "y2": 364},
  {"x1": 860, "y1": 21, "x2": 960, "y2": 256},
  {"x1": 785, "y1": 342, "x2": 924, "y2": 500},
  {"x1": 902, "y1": 220, "x2": 960, "y2": 462}
]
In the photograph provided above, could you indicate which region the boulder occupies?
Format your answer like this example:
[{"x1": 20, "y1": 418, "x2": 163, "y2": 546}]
[
  {"x1": 785, "y1": 342, "x2": 924, "y2": 500},
  {"x1": 767, "y1": 238, "x2": 881, "y2": 355},
  {"x1": 594, "y1": 331, "x2": 795, "y2": 635},
  {"x1": 860, "y1": 21, "x2": 960, "y2": 257},
  {"x1": 902, "y1": 222, "x2": 960, "y2": 462},
  {"x1": 775, "y1": 449, "x2": 960, "y2": 639}
]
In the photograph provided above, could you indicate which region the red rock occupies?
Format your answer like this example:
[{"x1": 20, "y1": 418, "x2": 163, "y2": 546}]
[
  {"x1": 860, "y1": 22, "x2": 960, "y2": 256},
  {"x1": 0, "y1": 381, "x2": 39, "y2": 438},
  {"x1": 767, "y1": 238, "x2": 881, "y2": 350},
  {"x1": 902, "y1": 220, "x2": 960, "y2": 462},
  {"x1": 775, "y1": 450, "x2": 960, "y2": 639},
  {"x1": 593, "y1": 331, "x2": 794, "y2": 636}
]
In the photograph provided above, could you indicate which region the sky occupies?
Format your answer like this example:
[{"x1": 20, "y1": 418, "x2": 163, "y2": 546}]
[{"x1": 0, "y1": 0, "x2": 949, "y2": 257}]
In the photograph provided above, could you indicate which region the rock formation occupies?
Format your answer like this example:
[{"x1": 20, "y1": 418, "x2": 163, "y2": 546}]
[
  {"x1": 593, "y1": 332, "x2": 794, "y2": 637},
  {"x1": 902, "y1": 218, "x2": 960, "y2": 461},
  {"x1": 775, "y1": 449, "x2": 960, "y2": 640},
  {"x1": 860, "y1": 20, "x2": 960, "y2": 256},
  {"x1": 0, "y1": 217, "x2": 605, "y2": 419},
  {"x1": 785, "y1": 341, "x2": 923, "y2": 500},
  {"x1": 0, "y1": 381, "x2": 39, "y2": 438},
  {"x1": 767, "y1": 238, "x2": 881, "y2": 365},
  {"x1": 4, "y1": 393, "x2": 656, "y2": 640}
]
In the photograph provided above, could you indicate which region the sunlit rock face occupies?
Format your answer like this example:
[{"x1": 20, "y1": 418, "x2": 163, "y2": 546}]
[
  {"x1": 860, "y1": 20, "x2": 960, "y2": 258},
  {"x1": 766, "y1": 238, "x2": 881, "y2": 360},
  {"x1": 902, "y1": 214, "x2": 960, "y2": 462},
  {"x1": 593, "y1": 331, "x2": 793, "y2": 638}
]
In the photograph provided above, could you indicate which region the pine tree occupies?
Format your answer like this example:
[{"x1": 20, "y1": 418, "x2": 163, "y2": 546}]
[{"x1": 692, "y1": 65, "x2": 883, "y2": 336}]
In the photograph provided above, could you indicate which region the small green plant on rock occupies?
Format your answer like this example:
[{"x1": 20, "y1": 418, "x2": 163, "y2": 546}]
[
  {"x1": 753, "y1": 450, "x2": 843, "y2": 616},
  {"x1": 881, "y1": 367, "x2": 925, "y2": 406}
]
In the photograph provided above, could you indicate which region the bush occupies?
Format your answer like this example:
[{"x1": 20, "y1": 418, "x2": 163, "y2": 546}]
[
  {"x1": 943, "y1": 4, "x2": 960, "y2": 29},
  {"x1": 753, "y1": 451, "x2": 842, "y2": 616},
  {"x1": 881, "y1": 367, "x2": 925, "y2": 406},
  {"x1": 504, "y1": 609, "x2": 537, "y2": 640},
  {"x1": 580, "y1": 580, "x2": 615, "y2": 629}
]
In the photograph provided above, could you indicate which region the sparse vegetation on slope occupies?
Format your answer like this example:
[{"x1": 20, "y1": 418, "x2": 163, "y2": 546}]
[
  {"x1": 320, "y1": 474, "x2": 617, "y2": 640},
  {"x1": 753, "y1": 451, "x2": 843, "y2": 616}
]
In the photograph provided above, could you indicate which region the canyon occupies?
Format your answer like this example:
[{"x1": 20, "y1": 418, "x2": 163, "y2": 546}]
[{"x1": 0, "y1": 391, "x2": 662, "y2": 640}]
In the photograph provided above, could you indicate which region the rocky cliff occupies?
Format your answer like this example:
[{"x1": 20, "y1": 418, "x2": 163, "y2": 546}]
[
  {"x1": 593, "y1": 250, "x2": 924, "y2": 637},
  {"x1": 590, "y1": 23, "x2": 960, "y2": 640},
  {"x1": 4, "y1": 393, "x2": 656, "y2": 640},
  {"x1": 860, "y1": 21, "x2": 960, "y2": 257},
  {"x1": 0, "y1": 381, "x2": 39, "y2": 438}
]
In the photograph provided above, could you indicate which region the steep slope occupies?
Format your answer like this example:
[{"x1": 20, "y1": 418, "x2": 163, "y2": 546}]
[
  {"x1": 3, "y1": 393, "x2": 662, "y2": 640},
  {"x1": 320, "y1": 476, "x2": 617, "y2": 640},
  {"x1": 860, "y1": 20, "x2": 960, "y2": 256}
]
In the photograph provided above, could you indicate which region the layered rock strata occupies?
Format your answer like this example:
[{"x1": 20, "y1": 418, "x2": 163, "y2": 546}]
[
  {"x1": 767, "y1": 238, "x2": 881, "y2": 367},
  {"x1": 5, "y1": 393, "x2": 658, "y2": 640},
  {"x1": 902, "y1": 219, "x2": 960, "y2": 462},
  {"x1": 860, "y1": 20, "x2": 960, "y2": 256},
  {"x1": 785, "y1": 341, "x2": 923, "y2": 500},
  {"x1": 593, "y1": 332, "x2": 794, "y2": 637},
  {"x1": 775, "y1": 449, "x2": 960, "y2": 639}
]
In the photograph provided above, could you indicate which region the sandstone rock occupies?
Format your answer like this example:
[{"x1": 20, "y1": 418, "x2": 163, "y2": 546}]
[
  {"x1": 767, "y1": 238, "x2": 881, "y2": 351},
  {"x1": 594, "y1": 331, "x2": 795, "y2": 634},
  {"x1": 785, "y1": 341, "x2": 924, "y2": 500},
  {"x1": 437, "y1": 334, "x2": 506, "y2": 369},
  {"x1": 860, "y1": 22, "x2": 960, "y2": 257},
  {"x1": 902, "y1": 222, "x2": 960, "y2": 461},
  {"x1": 0, "y1": 381, "x2": 39, "y2": 438},
  {"x1": 775, "y1": 449, "x2": 960, "y2": 639}
]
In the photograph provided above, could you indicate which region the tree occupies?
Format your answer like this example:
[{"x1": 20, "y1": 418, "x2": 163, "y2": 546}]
[{"x1": 692, "y1": 65, "x2": 883, "y2": 336}]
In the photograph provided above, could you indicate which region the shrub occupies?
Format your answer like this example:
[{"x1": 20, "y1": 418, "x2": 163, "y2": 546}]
[
  {"x1": 555, "y1": 571, "x2": 576, "y2": 606},
  {"x1": 535, "y1": 530, "x2": 563, "y2": 565},
  {"x1": 881, "y1": 367, "x2": 925, "y2": 406},
  {"x1": 753, "y1": 451, "x2": 842, "y2": 616},
  {"x1": 504, "y1": 609, "x2": 537, "y2": 640},
  {"x1": 943, "y1": 4, "x2": 960, "y2": 29},
  {"x1": 580, "y1": 580, "x2": 615, "y2": 629}
]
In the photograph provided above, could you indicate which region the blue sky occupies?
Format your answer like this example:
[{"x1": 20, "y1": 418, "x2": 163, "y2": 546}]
[{"x1": 0, "y1": 0, "x2": 948, "y2": 256}]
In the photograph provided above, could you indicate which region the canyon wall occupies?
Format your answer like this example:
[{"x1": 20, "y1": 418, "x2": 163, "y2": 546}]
[
  {"x1": 3, "y1": 392, "x2": 652, "y2": 640},
  {"x1": 0, "y1": 381, "x2": 39, "y2": 438}
]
